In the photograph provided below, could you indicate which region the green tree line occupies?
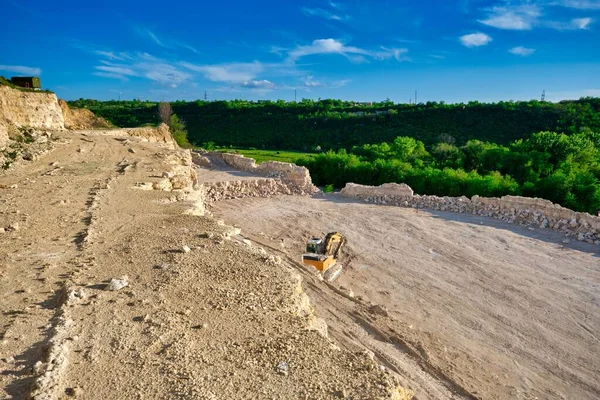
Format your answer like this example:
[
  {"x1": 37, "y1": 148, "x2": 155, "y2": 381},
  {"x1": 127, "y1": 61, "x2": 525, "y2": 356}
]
[
  {"x1": 296, "y1": 131, "x2": 600, "y2": 214},
  {"x1": 67, "y1": 97, "x2": 600, "y2": 150}
]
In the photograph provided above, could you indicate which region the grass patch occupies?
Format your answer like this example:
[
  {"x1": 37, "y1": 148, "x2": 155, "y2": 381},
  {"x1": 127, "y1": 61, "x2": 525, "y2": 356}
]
[
  {"x1": 0, "y1": 76, "x2": 53, "y2": 94},
  {"x1": 215, "y1": 148, "x2": 316, "y2": 164}
]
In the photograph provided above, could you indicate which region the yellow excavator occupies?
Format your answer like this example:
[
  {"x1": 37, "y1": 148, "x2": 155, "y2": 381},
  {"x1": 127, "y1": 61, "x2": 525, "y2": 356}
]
[{"x1": 302, "y1": 232, "x2": 345, "y2": 282}]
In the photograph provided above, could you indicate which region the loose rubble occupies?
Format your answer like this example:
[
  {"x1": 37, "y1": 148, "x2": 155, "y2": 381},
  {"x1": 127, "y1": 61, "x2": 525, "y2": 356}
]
[
  {"x1": 341, "y1": 182, "x2": 600, "y2": 244},
  {"x1": 105, "y1": 276, "x2": 129, "y2": 291}
]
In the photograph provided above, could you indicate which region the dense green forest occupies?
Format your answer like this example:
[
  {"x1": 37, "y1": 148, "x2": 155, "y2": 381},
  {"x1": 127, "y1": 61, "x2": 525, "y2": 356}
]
[
  {"x1": 67, "y1": 97, "x2": 600, "y2": 213},
  {"x1": 296, "y1": 131, "x2": 600, "y2": 213},
  {"x1": 68, "y1": 97, "x2": 600, "y2": 150}
]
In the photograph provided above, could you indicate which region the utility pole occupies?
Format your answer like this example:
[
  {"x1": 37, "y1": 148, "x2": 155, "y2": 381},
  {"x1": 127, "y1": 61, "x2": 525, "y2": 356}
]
[
  {"x1": 294, "y1": 90, "x2": 297, "y2": 102},
  {"x1": 415, "y1": 90, "x2": 418, "y2": 104},
  {"x1": 541, "y1": 90, "x2": 546, "y2": 102},
  {"x1": 204, "y1": 90, "x2": 207, "y2": 101}
]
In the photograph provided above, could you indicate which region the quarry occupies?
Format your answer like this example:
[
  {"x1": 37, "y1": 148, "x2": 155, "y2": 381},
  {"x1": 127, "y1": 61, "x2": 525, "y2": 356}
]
[{"x1": 1, "y1": 84, "x2": 599, "y2": 400}]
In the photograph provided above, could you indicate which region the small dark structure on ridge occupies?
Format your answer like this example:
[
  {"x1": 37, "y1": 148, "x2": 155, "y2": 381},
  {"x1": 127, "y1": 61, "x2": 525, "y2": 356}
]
[{"x1": 10, "y1": 76, "x2": 41, "y2": 90}]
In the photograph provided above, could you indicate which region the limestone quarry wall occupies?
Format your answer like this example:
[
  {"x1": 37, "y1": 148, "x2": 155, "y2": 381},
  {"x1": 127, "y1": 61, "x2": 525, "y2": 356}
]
[
  {"x1": 219, "y1": 153, "x2": 318, "y2": 194},
  {"x1": 341, "y1": 183, "x2": 600, "y2": 245},
  {"x1": 0, "y1": 86, "x2": 65, "y2": 131}
]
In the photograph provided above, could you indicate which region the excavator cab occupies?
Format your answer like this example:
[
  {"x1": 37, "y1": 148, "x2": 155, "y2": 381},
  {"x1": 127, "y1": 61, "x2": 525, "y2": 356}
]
[
  {"x1": 302, "y1": 232, "x2": 345, "y2": 282},
  {"x1": 305, "y1": 238, "x2": 324, "y2": 254}
]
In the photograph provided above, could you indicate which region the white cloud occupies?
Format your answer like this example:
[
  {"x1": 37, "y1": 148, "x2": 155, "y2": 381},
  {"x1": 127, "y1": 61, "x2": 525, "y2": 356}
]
[
  {"x1": 303, "y1": 76, "x2": 322, "y2": 87},
  {"x1": 509, "y1": 46, "x2": 536, "y2": 56},
  {"x1": 299, "y1": 76, "x2": 349, "y2": 90},
  {"x1": 93, "y1": 72, "x2": 129, "y2": 81},
  {"x1": 0, "y1": 65, "x2": 42, "y2": 75},
  {"x1": 479, "y1": 5, "x2": 541, "y2": 30},
  {"x1": 301, "y1": 7, "x2": 348, "y2": 21},
  {"x1": 141, "y1": 62, "x2": 192, "y2": 84},
  {"x1": 94, "y1": 51, "x2": 130, "y2": 61},
  {"x1": 572, "y1": 17, "x2": 593, "y2": 28},
  {"x1": 459, "y1": 32, "x2": 493, "y2": 47},
  {"x1": 95, "y1": 65, "x2": 137, "y2": 76},
  {"x1": 93, "y1": 54, "x2": 192, "y2": 85},
  {"x1": 239, "y1": 80, "x2": 276, "y2": 89},
  {"x1": 287, "y1": 38, "x2": 408, "y2": 63},
  {"x1": 378, "y1": 47, "x2": 411, "y2": 62},
  {"x1": 479, "y1": 2, "x2": 595, "y2": 31},
  {"x1": 549, "y1": 0, "x2": 600, "y2": 9},
  {"x1": 546, "y1": 16, "x2": 594, "y2": 29},
  {"x1": 181, "y1": 61, "x2": 264, "y2": 82}
]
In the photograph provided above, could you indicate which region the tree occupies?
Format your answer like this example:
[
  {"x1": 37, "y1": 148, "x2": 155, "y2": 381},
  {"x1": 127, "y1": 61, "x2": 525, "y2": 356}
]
[
  {"x1": 158, "y1": 102, "x2": 173, "y2": 125},
  {"x1": 169, "y1": 114, "x2": 190, "y2": 148}
]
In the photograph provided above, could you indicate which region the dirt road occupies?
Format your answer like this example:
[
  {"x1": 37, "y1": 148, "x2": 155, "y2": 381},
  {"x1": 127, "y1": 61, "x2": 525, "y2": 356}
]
[
  {"x1": 1, "y1": 132, "x2": 407, "y2": 399},
  {"x1": 211, "y1": 192, "x2": 600, "y2": 400}
]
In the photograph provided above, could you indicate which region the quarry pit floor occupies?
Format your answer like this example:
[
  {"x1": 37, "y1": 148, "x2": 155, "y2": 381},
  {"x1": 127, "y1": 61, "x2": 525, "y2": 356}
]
[{"x1": 202, "y1": 165, "x2": 600, "y2": 400}]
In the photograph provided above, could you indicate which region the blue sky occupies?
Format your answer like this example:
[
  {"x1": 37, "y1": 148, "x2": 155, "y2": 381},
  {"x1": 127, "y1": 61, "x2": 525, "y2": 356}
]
[{"x1": 1, "y1": 0, "x2": 599, "y2": 102}]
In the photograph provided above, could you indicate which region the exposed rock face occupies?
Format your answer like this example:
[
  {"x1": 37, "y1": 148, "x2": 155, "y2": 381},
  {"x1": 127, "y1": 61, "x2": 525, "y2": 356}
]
[
  {"x1": 0, "y1": 120, "x2": 7, "y2": 148},
  {"x1": 83, "y1": 124, "x2": 175, "y2": 146},
  {"x1": 0, "y1": 86, "x2": 65, "y2": 131},
  {"x1": 219, "y1": 153, "x2": 318, "y2": 194},
  {"x1": 203, "y1": 178, "x2": 306, "y2": 202},
  {"x1": 59, "y1": 100, "x2": 112, "y2": 130},
  {"x1": 340, "y1": 182, "x2": 600, "y2": 245},
  {"x1": 342, "y1": 182, "x2": 414, "y2": 197}
]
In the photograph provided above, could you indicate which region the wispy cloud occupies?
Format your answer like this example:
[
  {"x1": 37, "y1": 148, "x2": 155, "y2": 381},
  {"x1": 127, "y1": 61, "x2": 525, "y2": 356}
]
[
  {"x1": 509, "y1": 46, "x2": 536, "y2": 56},
  {"x1": 95, "y1": 65, "x2": 137, "y2": 76},
  {"x1": 301, "y1": 7, "x2": 349, "y2": 21},
  {"x1": 93, "y1": 53, "x2": 192, "y2": 85},
  {"x1": 147, "y1": 30, "x2": 166, "y2": 48},
  {"x1": 571, "y1": 17, "x2": 593, "y2": 28},
  {"x1": 177, "y1": 43, "x2": 201, "y2": 54},
  {"x1": 479, "y1": 5, "x2": 540, "y2": 30},
  {"x1": 301, "y1": 0, "x2": 350, "y2": 21},
  {"x1": 0, "y1": 65, "x2": 42, "y2": 75},
  {"x1": 93, "y1": 72, "x2": 129, "y2": 81},
  {"x1": 287, "y1": 39, "x2": 408, "y2": 63},
  {"x1": 549, "y1": 0, "x2": 600, "y2": 9},
  {"x1": 395, "y1": 38, "x2": 422, "y2": 44},
  {"x1": 301, "y1": 76, "x2": 349, "y2": 90},
  {"x1": 95, "y1": 51, "x2": 131, "y2": 61},
  {"x1": 459, "y1": 32, "x2": 493, "y2": 47},
  {"x1": 303, "y1": 76, "x2": 322, "y2": 87},
  {"x1": 239, "y1": 80, "x2": 276, "y2": 89},
  {"x1": 181, "y1": 61, "x2": 265, "y2": 82},
  {"x1": 479, "y1": 2, "x2": 595, "y2": 30},
  {"x1": 546, "y1": 16, "x2": 594, "y2": 29}
]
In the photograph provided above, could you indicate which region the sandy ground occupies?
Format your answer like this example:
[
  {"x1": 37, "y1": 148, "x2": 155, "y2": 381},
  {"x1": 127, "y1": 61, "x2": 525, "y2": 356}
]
[
  {"x1": 0, "y1": 132, "x2": 408, "y2": 399},
  {"x1": 210, "y1": 191, "x2": 600, "y2": 400}
]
